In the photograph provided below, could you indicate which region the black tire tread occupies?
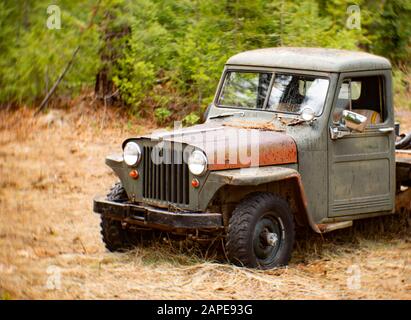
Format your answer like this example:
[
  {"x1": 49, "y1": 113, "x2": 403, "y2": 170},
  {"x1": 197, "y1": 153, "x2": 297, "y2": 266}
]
[
  {"x1": 106, "y1": 182, "x2": 128, "y2": 202},
  {"x1": 100, "y1": 182, "x2": 130, "y2": 252},
  {"x1": 100, "y1": 216, "x2": 131, "y2": 252},
  {"x1": 100, "y1": 182, "x2": 161, "y2": 251}
]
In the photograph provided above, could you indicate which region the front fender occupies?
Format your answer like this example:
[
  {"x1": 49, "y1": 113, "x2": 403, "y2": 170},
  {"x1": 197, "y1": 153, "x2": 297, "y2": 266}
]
[
  {"x1": 198, "y1": 165, "x2": 320, "y2": 233},
  {"x1": 207, "y1": 166, "x2": 298, "y2": 186},
  {"x1": 199, "y1": 166, "x2": 299, "y2": 208}
]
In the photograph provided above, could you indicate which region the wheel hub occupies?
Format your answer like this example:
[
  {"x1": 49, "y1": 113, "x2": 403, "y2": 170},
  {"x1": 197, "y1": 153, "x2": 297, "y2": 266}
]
[
  {"x1": 253, "y1": 215, "x2": 282, "y2": 264},
  {"x1": 264, "y1": 231, "x2": 278, "y2": 247}
]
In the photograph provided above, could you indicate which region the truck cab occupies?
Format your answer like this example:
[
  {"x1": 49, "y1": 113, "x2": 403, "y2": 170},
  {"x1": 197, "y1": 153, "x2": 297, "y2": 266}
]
[{"x1": 94, "y1": 47, "x2": 411, "y2": 269}]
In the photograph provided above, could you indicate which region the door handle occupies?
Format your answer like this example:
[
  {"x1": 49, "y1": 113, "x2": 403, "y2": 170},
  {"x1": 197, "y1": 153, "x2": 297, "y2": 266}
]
[
  {"x1": 330, "y1": 126, "x2": 351, "y2": 140},
  {"x1": 378, "y1": 127, "x2": 394, "y2": 133}
]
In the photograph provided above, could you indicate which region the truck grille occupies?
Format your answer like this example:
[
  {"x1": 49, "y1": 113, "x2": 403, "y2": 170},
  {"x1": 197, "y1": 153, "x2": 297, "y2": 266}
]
[{"x1": 142, "y1": 145, "x2": 189, "y2": 205}]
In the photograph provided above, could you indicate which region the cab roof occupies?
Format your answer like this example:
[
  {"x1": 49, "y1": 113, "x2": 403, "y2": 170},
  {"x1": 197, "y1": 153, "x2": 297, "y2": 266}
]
[{"x1": 226, "y1": 47, "x2": 391, "y2": 72}]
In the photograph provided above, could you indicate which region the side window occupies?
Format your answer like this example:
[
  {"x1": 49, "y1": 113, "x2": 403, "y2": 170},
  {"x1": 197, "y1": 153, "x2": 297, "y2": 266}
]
[{"x1": 333, "y1": 76, "x2": 385, "y2": 125}]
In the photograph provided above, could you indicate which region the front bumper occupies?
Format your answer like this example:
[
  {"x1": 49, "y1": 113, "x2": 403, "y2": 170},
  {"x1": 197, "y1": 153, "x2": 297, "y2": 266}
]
[{"x1": 93, "y1": 196, "x2": 223, "y2": 230}]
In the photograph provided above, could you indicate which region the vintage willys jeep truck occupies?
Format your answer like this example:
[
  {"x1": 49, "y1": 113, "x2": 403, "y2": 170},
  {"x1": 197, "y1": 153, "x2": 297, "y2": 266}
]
[{"x1": 94, "y1": 47, "x2": 411, "y2": 269}]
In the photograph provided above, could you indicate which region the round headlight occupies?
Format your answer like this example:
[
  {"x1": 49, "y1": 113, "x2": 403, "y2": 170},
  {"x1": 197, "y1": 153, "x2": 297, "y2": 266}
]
[
  {"x1": 188, "y1": 150, "x2": 207, "y2": 176},
  {"x1": 123, "y1": 142, "x2": 141, "y2": 166}
]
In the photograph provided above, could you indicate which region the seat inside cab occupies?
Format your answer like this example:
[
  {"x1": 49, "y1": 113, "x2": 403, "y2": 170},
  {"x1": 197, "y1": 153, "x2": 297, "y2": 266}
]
[
  {"x1": 354, "y1": 109, "x2": 381, "y2": 124},
  {"x1": 333, "y1": 76, "x2": 385, "y2": 125}
]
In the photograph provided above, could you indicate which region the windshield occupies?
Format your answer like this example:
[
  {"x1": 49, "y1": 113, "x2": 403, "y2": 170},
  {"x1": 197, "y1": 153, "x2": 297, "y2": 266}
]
[{"x1": 217, "y1": 71, "x2": 329, "y2": 115}]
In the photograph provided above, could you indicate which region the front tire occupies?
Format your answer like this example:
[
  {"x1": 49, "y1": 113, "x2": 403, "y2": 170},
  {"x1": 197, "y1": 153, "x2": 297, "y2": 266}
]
[
  {"x1": 100, "y1": 216, "x2": 132, "y2": 252},
  {"x1": 226, "y1": 192, "x2": 295, "y2": 269},
  {"x1": 100, "y1": 182, "x2": 155, "y2": 252}
]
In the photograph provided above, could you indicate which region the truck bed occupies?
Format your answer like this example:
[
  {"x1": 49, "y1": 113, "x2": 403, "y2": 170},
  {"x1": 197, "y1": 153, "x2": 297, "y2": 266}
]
[
  {"x1": 396, "y1": 149, "x2": 411, "y2": 164},
  {"x1": 396, "y1": 149, "x2": 411, "y2": 186},
  {"x1": 395, "y1": 150, "x2": 411, "y2": 213}
]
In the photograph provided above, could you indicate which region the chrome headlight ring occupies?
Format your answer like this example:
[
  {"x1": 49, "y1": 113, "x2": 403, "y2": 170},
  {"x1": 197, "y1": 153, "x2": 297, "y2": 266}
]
[
  {"x1": 123, "y1": 142, "x2": 141, "y2": 166},
  {"x1": 187, "y1": 150, "x2": 207, "y2": 176}
]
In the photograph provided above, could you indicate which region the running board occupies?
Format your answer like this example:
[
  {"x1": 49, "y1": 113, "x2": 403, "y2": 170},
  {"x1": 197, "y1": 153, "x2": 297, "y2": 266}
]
[{"x1": 316, "y1": 221, "x2": 353, "y2": 233}]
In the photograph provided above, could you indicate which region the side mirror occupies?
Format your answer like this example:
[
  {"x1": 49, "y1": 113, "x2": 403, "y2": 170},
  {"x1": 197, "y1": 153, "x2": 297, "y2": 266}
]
[
  {"x1": 342, "y1": 110, "x2": 367, "y2": 132},
  {"x1": 330, "y1": 110, "x2": 368, "y2": 140},
  {"x1": 330, "y1": 126, "x2": 351, "y2": 140}
]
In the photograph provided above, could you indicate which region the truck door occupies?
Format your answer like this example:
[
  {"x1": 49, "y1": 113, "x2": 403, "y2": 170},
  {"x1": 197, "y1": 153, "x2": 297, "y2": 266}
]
[{"x1": 327, "y1": 71, "x2": 395, "y2": 217}]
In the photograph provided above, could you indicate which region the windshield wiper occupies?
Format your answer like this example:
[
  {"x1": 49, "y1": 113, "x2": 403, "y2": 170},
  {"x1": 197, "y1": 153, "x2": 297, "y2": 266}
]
[{"x1": 209, "y1": 111, "x2": 245, "y2": 119}]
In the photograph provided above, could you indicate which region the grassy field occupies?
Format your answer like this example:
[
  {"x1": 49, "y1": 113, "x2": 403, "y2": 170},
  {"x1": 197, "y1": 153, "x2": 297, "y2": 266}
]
[{"x1": 0, "y1": 104, "x2": 410, "y2": 299}]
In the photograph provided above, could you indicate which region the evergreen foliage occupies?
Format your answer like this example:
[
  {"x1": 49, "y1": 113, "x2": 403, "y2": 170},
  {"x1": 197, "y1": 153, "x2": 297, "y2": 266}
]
[{"x1": 0, "y1": 0, "x2": 409, "y2": 117}]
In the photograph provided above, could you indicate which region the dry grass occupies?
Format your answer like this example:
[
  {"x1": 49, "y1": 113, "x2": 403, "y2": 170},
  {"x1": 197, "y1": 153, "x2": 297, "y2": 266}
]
[{"x1": 0, "y1": 105, "x2": 410, "y2": 300}]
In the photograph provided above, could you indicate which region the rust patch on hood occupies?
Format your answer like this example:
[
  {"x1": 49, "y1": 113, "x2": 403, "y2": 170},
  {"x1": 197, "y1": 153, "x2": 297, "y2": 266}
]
[
  {"x1": 135, "y1": 121, "x2": 297, "y2": 170},
  {"x1": 222, "y1": 120, "x2": 285, "y2": 132},
  {"x1": 206, "y1": 129, "x2": 297, "y2": 170}
]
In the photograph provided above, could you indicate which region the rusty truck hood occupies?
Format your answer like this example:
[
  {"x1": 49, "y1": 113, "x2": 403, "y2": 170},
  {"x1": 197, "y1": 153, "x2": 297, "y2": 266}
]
[{"x1": 136, "y1": 120, "x2": 297, "y2": 170}]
